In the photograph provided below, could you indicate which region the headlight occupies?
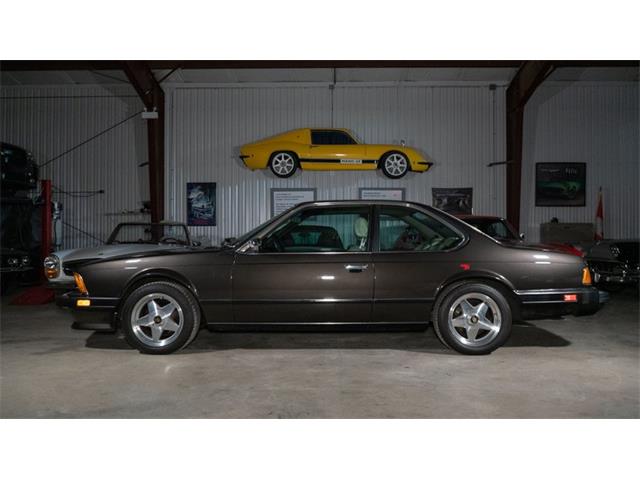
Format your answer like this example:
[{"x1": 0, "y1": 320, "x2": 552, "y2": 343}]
[
  {"x1": 44, "y1": 255, "x2": 60, "y2": 279},
  {"x1": 21, "y1": 255, "x2": 30, "y2": 266},
  {"x1": 7, "y1": 257, "x2": 19, "y2": 267}
]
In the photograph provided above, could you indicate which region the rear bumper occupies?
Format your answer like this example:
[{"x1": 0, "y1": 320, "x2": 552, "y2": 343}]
[
  {"x1": 56, "y1": 291, "x2": 119, "y2": 331},
  {"x1": 515, "y1": 286, "x2": 608, "y2": 318}
]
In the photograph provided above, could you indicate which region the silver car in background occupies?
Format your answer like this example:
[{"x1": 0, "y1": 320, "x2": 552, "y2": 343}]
[{"x1": 44, "y1": 222, "x2": 199, "y2": 289}]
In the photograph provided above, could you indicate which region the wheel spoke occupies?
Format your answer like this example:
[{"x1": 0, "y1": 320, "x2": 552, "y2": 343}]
[
  {"x1": 163, "y1": 319, "x2": 180, "y2": 332},
  {"x1": 477, "y1": 318, "x2": 496, "y2": 332},
  {"x1": 451, "y1": 316, "x2": 467, "y2": 328},
  {"x1": 134, "y1": 314, "x2": 154, "y2": 327},
  {"x1": 466, "y1": 325, "x2": 480, "y2": 341},
  {"x1": 147, "y1": 300, "x2": 160, "y2": 317},
  {"x1": 151, "y1": 324, "x2": 163, "y2": 341},
  {"x1": 159, "y1": 302, "x2": 177, "y2": 319},
  {"x1": 476, "y1": 302, "x2": 489, "y2": 318},
  {"x1": 459, "y1": 299, "x2": 474, "y2": 316}
]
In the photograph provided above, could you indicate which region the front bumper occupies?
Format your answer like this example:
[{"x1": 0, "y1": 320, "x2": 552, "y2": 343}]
[
  {"x1": 515, "y1": 286, "x2": 608, "y2": 319},
  {"x1": 588, "y1": 260, "x2": 639, "y2": 285},
  {"x1": 56, "y1": 291, "x2": 119, "y2": 331}
]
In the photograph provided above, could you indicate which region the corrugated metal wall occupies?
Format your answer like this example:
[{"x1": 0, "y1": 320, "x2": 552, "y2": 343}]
[
  {"x1": 521, "y1": 82, "x2": 640, "y2": 241},
  {"x1": 166, "y1": 84, "x2": 507, "y2": 244},
  {"x1": 0, "y1": 85, "x2": 148, "y2": 249}
]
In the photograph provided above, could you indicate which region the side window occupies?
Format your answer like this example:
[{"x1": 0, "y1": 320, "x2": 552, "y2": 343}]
[
  {"x1": 261, "y1": 207, "x2": 370, "y2": 253},
  {"x1": 311, "y1": 130, "x2": 357, "y2": 145},
  {"x1": 378, "y1": 207, "x2": 463, "y2": 252}
]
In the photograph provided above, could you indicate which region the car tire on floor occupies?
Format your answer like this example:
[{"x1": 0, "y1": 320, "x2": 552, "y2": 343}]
[
  {"x1": 432, "y1": 281, "x2": 512, "y2": 355},
  {"x1": 120, "y1": 281, "x2": 201, "y2": 354}
]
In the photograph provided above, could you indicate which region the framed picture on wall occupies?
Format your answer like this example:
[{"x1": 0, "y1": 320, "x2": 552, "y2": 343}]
[
  {"x1": 270, "y1": 188, "x2": 316, "y2": 217},
  {"x1": 432, "y1": 188, "x2": 473, "y2": 214},
  {"x1": 358, "y1": 188, "x2": 405, "y2": 201},
  {"x1": 535, "y1": 163, "x2": 586, "y2": 207},
  {"x1": 187, "y1": 182, "x2": 216, "y2": 226}
]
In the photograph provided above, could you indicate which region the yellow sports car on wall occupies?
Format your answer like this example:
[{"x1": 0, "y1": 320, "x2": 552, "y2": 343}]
[{"x1": 239, "y1": 128, "x2": 432, "y2": 179}]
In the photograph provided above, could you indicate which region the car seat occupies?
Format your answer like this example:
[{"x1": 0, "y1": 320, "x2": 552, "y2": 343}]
[{"x1": 348, "y1": 217, "x2": 369, "y2": 251}]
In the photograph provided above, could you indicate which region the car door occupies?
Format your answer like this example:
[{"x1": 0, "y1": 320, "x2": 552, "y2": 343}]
[
  {"x1": 300, "y1": 130, "x2": 372, "y2": 170},
  {"x1": 232, "y1": 205, "x2": 374, "y2": 324},
  {"x1": 371, "y1": 205, "x2": 467, "y2": 323}
]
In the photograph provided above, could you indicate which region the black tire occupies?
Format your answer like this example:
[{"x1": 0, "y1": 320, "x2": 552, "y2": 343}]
[
  {"x1": 120, "y1": 281, "x2": 201, "y2": 354},
  {"x1": 380, "y1": 151, "x2": 410, "y2": 179},
  {"x1": 432, "y1": 282, "x2": 512, "y2": 355},
  {"x1": 269, "y1": 151, "x2": 298, "y2": 178}
]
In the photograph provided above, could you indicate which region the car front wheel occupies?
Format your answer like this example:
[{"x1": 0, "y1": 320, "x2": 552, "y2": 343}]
[
  {"x1": 432, "y1": 282, "x2": 512, "y2": 355},
  {"x1": 380, "y1": 152, "x2": 409, "y2": 179},
  {"x1": 121, "y1": 281, "x2": 201, "y2": 354},
  {"x1": 269, "y1": 151, "x2": 298, "y2": 178}
]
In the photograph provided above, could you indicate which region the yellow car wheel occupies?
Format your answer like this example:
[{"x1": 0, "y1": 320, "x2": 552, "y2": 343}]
[
  {"x1": 381, "y1": 151, "x2": 409, "y2": 179},
  {"x1": 269, "y1": 151, "x2": 298, "y2": 178}
]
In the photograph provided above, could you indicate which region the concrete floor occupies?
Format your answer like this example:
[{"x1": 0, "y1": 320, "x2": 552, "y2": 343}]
[{"x1": 1, "y1": 290, "x2": 638, "y2": 418}]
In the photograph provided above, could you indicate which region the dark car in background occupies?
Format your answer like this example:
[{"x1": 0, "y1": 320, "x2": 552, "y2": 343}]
[
  {"x1": 585, "y1": 239, "x2": 639, "y2": 291},
  {"x1": 0, "y1": 246, "x2": 33, "y2": 295},
  {"x1": 56, "y1": 201, "x2": 605, "y2": 356},
  {"x1": 456, "y1": 214, "x2": 584, "y2": 257}
]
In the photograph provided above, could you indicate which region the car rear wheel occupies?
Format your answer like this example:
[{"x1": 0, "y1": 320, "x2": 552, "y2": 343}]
[
  {"x1": 380, "y1": 151, "x2": 409, "y2": 179},
  {"x1": 121, "y1": 281, "x2": 201, "y2": 354},
  {"x1": 269, "y1": 151, "x2": 298, "y2": 178},
  {"x1": 432, "y1": 282, "x2": 512, "y2": 355}
]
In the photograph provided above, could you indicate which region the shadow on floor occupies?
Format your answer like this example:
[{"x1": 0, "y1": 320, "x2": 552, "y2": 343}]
[{"x1": 84, "y1": 321, "x2": 570, "y2": 354}]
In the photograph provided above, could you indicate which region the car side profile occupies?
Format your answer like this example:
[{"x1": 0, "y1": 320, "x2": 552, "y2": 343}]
[
  {"x1": 239, "y1": 128, "x2": 432, "y2": 179},
  {"x1": 56, "y1": 201, "x2": 605, "y2": 355}
]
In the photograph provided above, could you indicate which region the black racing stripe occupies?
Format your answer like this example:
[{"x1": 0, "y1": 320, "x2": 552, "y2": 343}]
[{"x1": 299, "y1": 158, "x2": 377, "y2": 164}]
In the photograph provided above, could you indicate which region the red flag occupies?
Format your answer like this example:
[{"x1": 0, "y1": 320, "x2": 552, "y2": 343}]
[{"x1": 594, "y1": 187, "x2": 604, "y2": 241}]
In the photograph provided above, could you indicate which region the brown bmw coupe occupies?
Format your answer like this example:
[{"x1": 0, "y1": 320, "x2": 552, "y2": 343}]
[{"x1": 57, "y1": 201, "x2": 607, "y2": 355}]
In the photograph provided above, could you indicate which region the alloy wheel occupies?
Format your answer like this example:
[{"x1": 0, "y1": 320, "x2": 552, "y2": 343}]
[
  {"x1": 384, "y1": 153, "x2": 408, "y2": 177},
  {"x1": 131, "y1": 293, "x2": 185, "y2": 347},
  {"x1": 447, "y1": 293, "x2": 502, "y2": 347},
  {"x1": 271, "y1": 153, "x2": 296, "y2": 176}
]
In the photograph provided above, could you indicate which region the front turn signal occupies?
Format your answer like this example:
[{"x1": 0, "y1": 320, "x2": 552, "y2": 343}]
[
  {"x1": 582, "y1": 267, "x2": 592, "y2": 286},
  {"x1": 74, "y1": 272, "x2": 88, "y2": 295}
]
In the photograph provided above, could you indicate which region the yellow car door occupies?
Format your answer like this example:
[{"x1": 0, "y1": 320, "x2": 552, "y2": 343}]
[{"x1": 300, "y1": 129, "x2": 374, "y2": 171}]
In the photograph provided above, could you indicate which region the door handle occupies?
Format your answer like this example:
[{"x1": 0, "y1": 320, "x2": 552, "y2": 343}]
[{"x1": 345, "y1": 264, "x2": 368, "y2": 272}]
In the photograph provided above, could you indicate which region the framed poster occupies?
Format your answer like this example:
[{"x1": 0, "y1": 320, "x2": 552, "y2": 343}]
[
  {"x1": 535, "y1": 162, "x2": 586, "y2": 206},
  {"x1": 187, "y1": 182, "x2": 216, "y2": 226},
  {"x1": 358, "y1": 188, "x2": 405, "y2": 201},
  {"x1": 270, "y1": 188, "x2": 316, "y2": 217},
  {"x1": 432, "y1": 187, "x2": 473, "y2": 214}
]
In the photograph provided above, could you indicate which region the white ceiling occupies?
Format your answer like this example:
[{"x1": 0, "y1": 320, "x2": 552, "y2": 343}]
[{"x1": 1, "y1": 66, "x2": 637, "y2": 86}]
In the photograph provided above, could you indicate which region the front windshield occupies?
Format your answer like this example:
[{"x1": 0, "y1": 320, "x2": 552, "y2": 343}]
[{"x1": 108, "y1": 224, "x2": 190, "y2": 245}]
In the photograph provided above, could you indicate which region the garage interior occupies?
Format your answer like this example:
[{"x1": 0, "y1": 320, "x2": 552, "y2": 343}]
[{"x1": 1, "y1": 60, "x2": 638, "y2": 418}]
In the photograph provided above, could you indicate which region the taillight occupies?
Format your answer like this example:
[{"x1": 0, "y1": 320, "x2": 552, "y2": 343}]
[{"x1": 582, "y1": 267, "x2": 592, "y2": 286}]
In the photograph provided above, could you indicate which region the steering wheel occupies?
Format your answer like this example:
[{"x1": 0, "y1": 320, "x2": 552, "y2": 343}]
[
  {"x1": 160, "y1": 236, "x2": 182, "y2": 245},
  {"x1": 271, "y1": 236, "x2": 285, "y2": 252}
]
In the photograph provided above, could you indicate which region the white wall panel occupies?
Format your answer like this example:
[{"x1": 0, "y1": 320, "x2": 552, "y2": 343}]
[
  {"x1": 0, "y1": 85, "x2": 148, "y2": 249},
  {"x1": 166, "y1": 84, "x2": 506, "y2": 245},
  {"x1": 521, "y1": 82, "x2": 639, "y2": 241}
]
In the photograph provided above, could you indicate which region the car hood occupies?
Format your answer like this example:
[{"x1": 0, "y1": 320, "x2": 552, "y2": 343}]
[{"x1": 61, "y1": 244, "x2": 184, "y2": 264}]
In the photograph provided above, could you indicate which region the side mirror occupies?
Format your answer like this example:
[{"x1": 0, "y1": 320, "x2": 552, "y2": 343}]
[
  {"x1": 519, "y1": 233, "x2": 525, "y2": 240},
  {"x1": 239, "y1": 238, "x2": 261, "y2": 253},
  {"x1": 221, "y1": 237, "x2": 236, "y2": 248}
]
